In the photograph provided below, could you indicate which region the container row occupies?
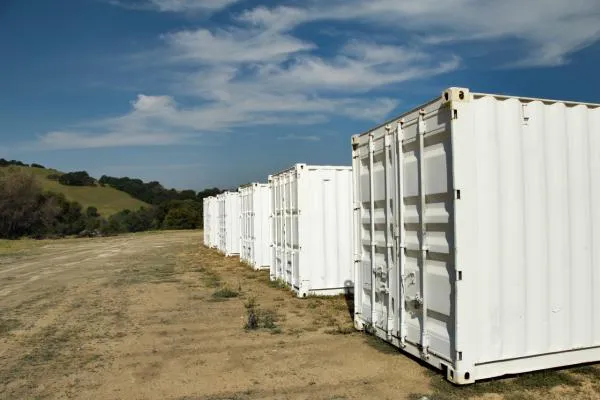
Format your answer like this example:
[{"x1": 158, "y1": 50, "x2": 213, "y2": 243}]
[{"x1": 202, "y1": 87, "x2": 600, "y2": 385}]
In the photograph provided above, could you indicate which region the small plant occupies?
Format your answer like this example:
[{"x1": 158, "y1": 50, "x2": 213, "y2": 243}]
[
  {"x1": 267, "y1": 279, "x2": 287, "y2": 290},
  {"x1": 212, "y1": 287, "x2": 239, "y2": 299},
  {"x1": 325, "y1": 324, "x2": 355, "y2": 335},
  {"x1": 0, "y1": 318, "x2": 20, "y2": 335},
  {"x1": 260, "y1": 309, "x2": 277, "y2": 329},
  {"x1": 243, "y1": 297, "x2": 279, "y2": 331},
  {"x1": 245, "y1": 298, "x2": 259, "y2": 330}
]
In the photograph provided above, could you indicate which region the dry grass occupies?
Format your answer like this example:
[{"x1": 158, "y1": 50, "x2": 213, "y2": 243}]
[{"x1": 2, "y1": 231, "x2": 600, "y2": 400}]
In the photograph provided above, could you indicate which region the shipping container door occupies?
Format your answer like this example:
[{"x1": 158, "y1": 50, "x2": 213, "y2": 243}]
[
  {"x1": 291, "y1": 173, "x2": 300, "y2": 289},
  {"x1": 358, "y1": 132, "x2": 393, "y2": 330},
  {"x1": 274, "y1": 179, "x2": 282, "y2": 278},
  {"x1": 399, "y1": 107, "x2": 454, "y2": 361},
  {"x1": 270, "y1": 180, "x2": 280, "y2": 279}
]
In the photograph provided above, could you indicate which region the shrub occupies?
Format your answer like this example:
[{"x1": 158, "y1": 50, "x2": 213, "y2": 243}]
[
  {"x1": 0, "y1": 159, "x2": 28, "y2": 167},
  {"x1": 212, "y1": 287, "x2": 239, "y2": 299},
  {"x1": 244, "y1": 298, "x2": 279, "y2": 331},
  {"x1": 0, "y1": 170, "x2": 56, "y2": 238},
  {"x1": 58, "y1": 171, "x2": 95, "y2": 186},
  {"x1": 161, "y1": 201, "x2": 201, "y2": 230}
]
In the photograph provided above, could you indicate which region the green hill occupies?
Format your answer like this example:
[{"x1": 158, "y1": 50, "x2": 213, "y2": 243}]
[{"x1": 8, "y1": 166, "x2": 149, "y2": 217}]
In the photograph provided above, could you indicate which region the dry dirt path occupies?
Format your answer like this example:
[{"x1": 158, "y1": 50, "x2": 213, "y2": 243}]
[
  {"x1": 2, "y1": 231, "x2": 599, "y2": 400},
  {"x1": 0, "y1": 231, "x2": 430, "y2": 400}
]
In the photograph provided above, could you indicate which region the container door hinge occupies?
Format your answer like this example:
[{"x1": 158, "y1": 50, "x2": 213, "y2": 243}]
[
  {"x1": 353, "y1": 202, "x2": 361, "y2": 211},
  {"x1": 456, "y1": 270, "x2": 463, "y2": 281},
  {"x1": 455, "y1": 189, "x2": 461, "y2": 200},
  {"x1": 396, "y1": 119, "x2": 405, "y2": 141},
  {"x1": 417, "y1": 109, "x2": 426, "y2": 136},
  {"x1": 522, "y1": 104, "x2": 530, "y2": 126},
  {"x1": 384, "y1": 125, "x2": 392, "y2": 147},
  {"x1": 368, "y1": 133, "x2": 375, "y2": 152}
]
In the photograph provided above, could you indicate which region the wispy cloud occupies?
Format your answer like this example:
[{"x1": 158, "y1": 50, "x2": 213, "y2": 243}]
[
  {"x1": 162, "y1": 27, "x2": 314, "y2": 64},
  {"x1": 36, "y1": 131, "x2": 185, "y2": 150},
  {"x1": 307, "y1": 0, "x2": 600, "y2": 67},
  {"x1": 102, "y1": 162, "x2": 203, "y2": 172},
  {"x1": 278, "y1": 134, "x2": 320, "y2": 142},
  {"x1": 109, "y1": 0, "x2": 239, "y2": 13},
  {"x1": 38, "y1": 0, "x2": 600, "y2": 151}
]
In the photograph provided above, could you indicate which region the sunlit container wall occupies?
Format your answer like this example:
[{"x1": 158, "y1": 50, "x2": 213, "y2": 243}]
[
  {"x1": 203, "y1": 196, "x2": 219, "y2": 248},
  {"x1": 270, "y1": 164, "x2": 353, "y2": 297},
  {"x1": 217, "y1": 191, "x2": 240, "y2": 256},
  {"x1": 239, "y1": 183, "x2": 271, "y2": 270},
  {"x1": 352, "y1": 87, "x2": 600, "y2": 384}
]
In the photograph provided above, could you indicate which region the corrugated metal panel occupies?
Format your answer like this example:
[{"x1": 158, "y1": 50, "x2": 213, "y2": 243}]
[
  {"x1": 352, "y1": 87, "x2": 600, "y2": 384},
  {"x1": 217, "y1": 192, "x2": 240, "y2": 256},
  {"x1": 209, "y1": 197, "x2": 219, "y2": 248},
  {"x1": 203, "y1": 197, "x2": 210, "y2": 246},
  {"x1": 240, "y1": 183, "x2": 271, "y2": 270},
  {"x1": 203, "y1": 196, "x2": 219, "y2": 248},
  {"x1": 270, "y1": 164, "x2": 353, "y2": 297}
]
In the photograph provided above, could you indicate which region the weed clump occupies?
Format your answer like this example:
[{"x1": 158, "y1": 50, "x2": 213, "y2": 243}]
[
  {"x1": 0, "y1": 318, "x2": 20, "y2": 335},
  {"x1": 325, "y1": 324, "x2": 355, "y2": 335},
  {"x1": 267, "y1": 279, "x2": 287, "y2": 290},
  {"x1": 244, "y1": 297, "x2": 279, "y2": 331},
  {"x1": 212, "y1": 287, "x2": 239, "y2": 299}
]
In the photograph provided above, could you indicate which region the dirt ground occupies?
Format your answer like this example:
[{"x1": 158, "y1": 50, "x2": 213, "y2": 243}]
[{"x1": 1, "y1": 231, "x2": 600, "y2": 400}]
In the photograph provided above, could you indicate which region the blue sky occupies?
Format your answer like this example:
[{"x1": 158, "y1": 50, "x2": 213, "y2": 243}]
[{"x1": 1, "y1": 0, "x2": 600, "y2": 190}]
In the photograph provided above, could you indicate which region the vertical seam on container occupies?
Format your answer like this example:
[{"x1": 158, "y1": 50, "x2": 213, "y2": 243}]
[
  {"x1": 565, "y1": 105, "x2": 573, "y2": 348},
  {"x1": 496, "y1": 99, "x2": 504, "y2": 359},
  {"x1": 586, "y1": 109, "x2": 595, "y2": 345},
  {"x1": 520, "y1": 100, "x2": 528, "y2": 357},
  {"x1": 542, "y1": 105, "x2": 551, "y2": 351}
]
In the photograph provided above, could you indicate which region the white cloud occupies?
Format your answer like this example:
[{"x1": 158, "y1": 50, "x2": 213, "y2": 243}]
[
  {"x1": 254, "y1": 46, "x2": 459, "y2": 92},
  {"x1": 308, "y1": 0, "x2": 600, "y2": 67},
  {"x1": 131, "y1": 94, "x2": 176, "y2": 113},
  {"x1": 37, "y1": 131, "x2": 183, "y2": 150},
  {"x1": 109, "y1": 0, "x2": 239, "y2": 13},
  {"x1": 232, "y1": 0, "x2": 600, "y2": 67},
  {"x1": 103, "y1": 162, "x2": 203, "y2": 171},
  {"x1": 33, "y1": 91, "x2": 398, "y2": 150},
  {"x1": 278, "y1": 134, "x2": 320, "y2": 142},
  {"x1": 40, "y1": 0, "x2": 600, "y2": 152},
  {"x1": 163, "y1": 27, "x2": 314, "y2": 64}
]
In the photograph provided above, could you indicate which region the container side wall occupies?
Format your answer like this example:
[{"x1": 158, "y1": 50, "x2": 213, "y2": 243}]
[
  {"x1": 226, "y1": 193, "x2": 240, "y2": 256},
  {"x1": 203, "y1": 198, "x2": 209, "y2": 246},
  {"x1": 210, "y1": 198, "x2": 219, "y2": 248},
  {"x1": 271, "y1": 165, "x2": 353, "y2": 296},
  {"x1": 301, "y1": 168, "x2": 353, "y2": 295},
  {"x1": 252, "y1": 184, "x2": 272, "y2": 269},
  {"x1": 460, "y1": 96, "x2": 600, "y2": 365}
]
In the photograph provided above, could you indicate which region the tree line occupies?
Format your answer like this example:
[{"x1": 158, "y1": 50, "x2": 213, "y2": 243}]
[
  {"x1": 0, "y1": 158, "x2": 45, "y2": 169},
  {"x1": 98, "y1": 175, "x2": 221, "y2": 205},
  {"x1": 0, "y1": 166, "x2": 224, "y2": 240}
]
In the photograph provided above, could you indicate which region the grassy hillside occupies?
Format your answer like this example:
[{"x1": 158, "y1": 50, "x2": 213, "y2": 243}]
[{"x1": 6, "y1": 166, "x2": 149, "y2": 217}]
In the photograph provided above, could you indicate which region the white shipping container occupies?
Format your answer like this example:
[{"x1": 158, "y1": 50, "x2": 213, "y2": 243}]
[
  {"x1": 352, "y1": 87, "x2": 600, "y2": 384},
  {"x1": 217, "y1": 191, "x2": 240, "y2": 256},
  {"x1": 206, "y1": 197, "x2": 219, "y2": 248},
  {"x1": 240, "y1": 183, "x2": 271, "y2": 270},
  {"x1": 270, "y1": 164, "x2": 353, "y2": 297},
  {"x1": 203, "y1": 197, "x2": 211, "y2": 246}
]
